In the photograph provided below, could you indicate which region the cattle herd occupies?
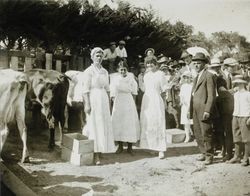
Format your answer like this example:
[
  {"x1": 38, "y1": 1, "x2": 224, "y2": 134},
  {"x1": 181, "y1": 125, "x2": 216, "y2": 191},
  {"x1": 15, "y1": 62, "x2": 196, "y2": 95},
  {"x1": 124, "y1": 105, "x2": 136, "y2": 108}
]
[{"x1": 0, "y1": 68, "x2": 82, "y2": 163}]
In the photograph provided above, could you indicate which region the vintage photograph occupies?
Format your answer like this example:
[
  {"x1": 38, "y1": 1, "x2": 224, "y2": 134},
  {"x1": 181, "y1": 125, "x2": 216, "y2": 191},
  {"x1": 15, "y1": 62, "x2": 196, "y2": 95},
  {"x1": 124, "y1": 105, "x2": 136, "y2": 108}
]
[{"x1": 0, "y1": 0, "x2": 250, "y2": 195}]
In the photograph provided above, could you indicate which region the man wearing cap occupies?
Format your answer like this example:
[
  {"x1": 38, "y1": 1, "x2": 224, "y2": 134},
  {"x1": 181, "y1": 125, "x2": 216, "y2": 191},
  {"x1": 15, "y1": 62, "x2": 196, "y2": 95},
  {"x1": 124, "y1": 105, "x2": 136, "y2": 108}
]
[
  {"x1": 103, "y1": 42, "x2": 117, "y2": 73},
  {"x1": 209, "y1": 58, "x2": 234, "y2": 161},
  {"x1": 221, "y1": 58, "x2": 238, "y2": 90},
  {"x1": 189, "y1": 52, "x2": 217, "y2": 165},
  {"x1": 115, "y1": 40, "x2": 127, "y2": 59},
  {"x1": 239, "y1": 53, "x2": 250, "y2": 84}
]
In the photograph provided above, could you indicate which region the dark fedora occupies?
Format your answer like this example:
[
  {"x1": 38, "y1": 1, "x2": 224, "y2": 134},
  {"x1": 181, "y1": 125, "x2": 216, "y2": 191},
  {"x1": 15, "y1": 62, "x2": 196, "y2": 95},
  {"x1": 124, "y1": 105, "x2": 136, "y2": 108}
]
[{"x1": 192, "y1": 52, "x2": 208, "y2": 62}]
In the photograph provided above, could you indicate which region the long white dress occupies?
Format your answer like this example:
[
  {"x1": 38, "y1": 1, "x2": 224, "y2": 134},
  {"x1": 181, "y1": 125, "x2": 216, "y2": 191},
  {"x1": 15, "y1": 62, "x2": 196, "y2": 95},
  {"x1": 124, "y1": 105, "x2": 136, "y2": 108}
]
[
  {"x1": 82, "y1": 64, "x2": 116, "y2": 153},
  {"x1": 111, "y1": 74, "x2": 140, "y2": 143},
  {"x1": 179, "y1": 83, "x2": 193, "y2": 125},
  {"x1": 140, "y1": 70, "x2": 167, "y2": 152}
]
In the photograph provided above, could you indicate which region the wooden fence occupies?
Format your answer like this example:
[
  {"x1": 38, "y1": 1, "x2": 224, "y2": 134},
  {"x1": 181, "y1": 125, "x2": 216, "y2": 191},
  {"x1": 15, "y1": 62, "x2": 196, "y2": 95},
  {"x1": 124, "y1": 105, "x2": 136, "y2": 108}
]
[{"x1": 0, "y1": 49, "x2": 91, "y2": 72}]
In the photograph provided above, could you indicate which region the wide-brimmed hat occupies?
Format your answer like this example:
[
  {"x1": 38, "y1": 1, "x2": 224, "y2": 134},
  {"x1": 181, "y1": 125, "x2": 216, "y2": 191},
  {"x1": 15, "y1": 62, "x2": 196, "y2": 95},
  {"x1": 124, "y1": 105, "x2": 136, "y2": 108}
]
[
  {"x1": 233, "y1": 75, "x2": 244, "y2": 80},
  {"x1": 145, "y1": 48, "x2": 155, "y2": 55},
  {"x1": 118, "y1": 40, "x2": 126, "y2": 45},
  {"x1": 223, "y1": 58, "x2": 238, "y2": 66},
  {"x1": 239, "y1": 53, "x2": 250, "y2": 63},
  {"x1": 157, "y1": 56, "x2": 169, "y2": 64},
  {"x1": 209, "y1": 57, "x2": 221, "y2": 67},
  {"x1": 192, "y1": 52, "x2": 208, "y2": 62},
  {"x1": 232, "y1": 78, "x2": 247, "y2": 84},
  {"x1": 180, "y1": 51, "x2": 192, "y2": 59}
]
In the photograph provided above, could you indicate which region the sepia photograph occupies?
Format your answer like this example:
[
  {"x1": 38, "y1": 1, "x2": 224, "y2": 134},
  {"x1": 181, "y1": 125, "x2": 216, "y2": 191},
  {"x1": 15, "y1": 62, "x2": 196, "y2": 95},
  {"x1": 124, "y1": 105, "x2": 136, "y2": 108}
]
[{"x1": 0, "y1": 0, "x2": 250, "y2": 195}]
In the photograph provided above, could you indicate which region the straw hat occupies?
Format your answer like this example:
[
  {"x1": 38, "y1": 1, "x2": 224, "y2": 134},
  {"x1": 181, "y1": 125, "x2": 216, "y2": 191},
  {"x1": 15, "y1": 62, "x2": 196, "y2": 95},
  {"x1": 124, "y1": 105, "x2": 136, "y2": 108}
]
[
  {"x1": 209, "y1": 58, "x2": 221, "y2": 68},
  {"x1": 223, "y1": 58, "x2": 238, "y2": 66},
  {"x1": 232, "y1": 78, "x2": 247, "y2": 84}
]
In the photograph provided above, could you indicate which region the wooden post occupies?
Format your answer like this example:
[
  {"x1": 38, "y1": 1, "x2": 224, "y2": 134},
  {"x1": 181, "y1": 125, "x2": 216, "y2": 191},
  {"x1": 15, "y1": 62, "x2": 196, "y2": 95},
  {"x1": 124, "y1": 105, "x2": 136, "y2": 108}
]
[
  {"x1": 10, "y1": 56, "x2": 18, "y2": 71},
  {"x1": 45, "y1": 53, "x2": 52, "y2": 70},
  {"x1": 0, "y1": 50, "x2": 8, "y2": 69},
  {"x1": 24, "y1": 57, "x2": 32, "y2": 71},
  {"x1": 56, "y1": 59, "x2": 62, "y2": 72},
  {"x1": 77, "y1": 56, "x2": 84, "y2": 71}
]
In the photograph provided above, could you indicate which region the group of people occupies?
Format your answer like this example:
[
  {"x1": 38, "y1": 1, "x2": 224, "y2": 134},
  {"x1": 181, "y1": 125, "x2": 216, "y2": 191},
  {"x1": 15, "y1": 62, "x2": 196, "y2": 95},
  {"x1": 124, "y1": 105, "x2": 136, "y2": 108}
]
[{"x1": 80, "y1": 45, "x2": 250, "y2": 167}]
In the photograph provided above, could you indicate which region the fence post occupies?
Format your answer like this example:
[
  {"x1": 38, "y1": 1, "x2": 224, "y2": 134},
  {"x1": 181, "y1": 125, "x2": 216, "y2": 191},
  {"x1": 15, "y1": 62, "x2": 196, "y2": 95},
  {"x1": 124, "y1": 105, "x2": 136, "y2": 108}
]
[
  {"x1": 0, "y1": 50, "x2": 9, "y2": 69},
  {"x1": 45, "y1": 53, "x2": 52, "y2": 70},
  {"x1": 56, "y1": 59, "x2": 62, "y2": 72},
  {"x1": 10, "y1": 56, "x2": 18, "y2": 71},
  {"x1": 24, "y1": 56, "x2": 33, "y2": 71}
]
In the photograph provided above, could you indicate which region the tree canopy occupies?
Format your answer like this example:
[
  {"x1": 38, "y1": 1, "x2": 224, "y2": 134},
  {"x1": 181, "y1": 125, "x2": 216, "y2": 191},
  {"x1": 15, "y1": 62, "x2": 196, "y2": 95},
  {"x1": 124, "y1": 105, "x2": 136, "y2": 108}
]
[{"x1": 0, "y1": 0, "x2": 249, "y2": 66}]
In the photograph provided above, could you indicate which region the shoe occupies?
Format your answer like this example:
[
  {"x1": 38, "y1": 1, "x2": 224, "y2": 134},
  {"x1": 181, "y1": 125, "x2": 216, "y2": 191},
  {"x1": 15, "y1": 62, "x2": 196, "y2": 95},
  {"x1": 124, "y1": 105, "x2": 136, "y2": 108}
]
[
  {"x1": 116, "y1": 143, "x2": 123, "y2": 154},
  {"x1": 127, "y1": 147, "x2": 134, "y2": 156},
  {"x1": 227, "y1": 156, "x2": 241, "y2": 164},
  {"x1": 204, "y1": 157, "x2": 213, "y2": 165},
  {"x1": 241, "y1": 158, "x2": 249, "y2": 167},
  {"x1": 159, "y1": 151, "x2": 164, "y2": 159},
  {"x1": 222, "y1": 154, "x2": 233, "y2": 162},
  {"x1": 196, "y1": 154, "x2": 206, "y2": 161}
]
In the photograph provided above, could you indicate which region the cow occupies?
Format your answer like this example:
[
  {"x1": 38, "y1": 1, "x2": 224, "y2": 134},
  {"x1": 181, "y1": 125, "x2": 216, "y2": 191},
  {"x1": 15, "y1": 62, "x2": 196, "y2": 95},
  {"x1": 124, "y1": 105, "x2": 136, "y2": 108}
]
[
  {"x1": 64, "y1": 70, "x2": 85, "y2": 130},
  {"x1": 25, "y1": 69, "x2": 69, "y2": 150},
  {"x1": 0, "y1": 69, "x2": 29, "y2": 163}
]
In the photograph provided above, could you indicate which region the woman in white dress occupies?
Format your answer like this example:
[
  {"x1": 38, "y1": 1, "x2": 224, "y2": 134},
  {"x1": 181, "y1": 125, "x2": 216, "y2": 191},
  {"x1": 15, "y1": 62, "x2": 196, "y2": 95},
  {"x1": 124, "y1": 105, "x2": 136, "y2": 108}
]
[
  {"x1": 82, "y1": 47, "x2": 115, "y2": 165},
  {"x1": 110, "y1": 59, "x2": 140, "y2": 155},
  {"x1": 140, "y1": 56, "x2": 167, "y2": 159},
  {"x1": 179, "y1": 71, "x2": 193, "y2": 143}
]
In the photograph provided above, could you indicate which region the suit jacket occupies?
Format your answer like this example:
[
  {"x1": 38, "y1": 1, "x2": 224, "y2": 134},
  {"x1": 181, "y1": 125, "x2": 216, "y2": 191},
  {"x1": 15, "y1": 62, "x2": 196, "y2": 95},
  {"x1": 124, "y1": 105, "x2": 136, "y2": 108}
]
[
  {"x1": 219, "y1": 70, "x2": 232, "y2": 90},
  {"x1": 190, "y1": 69, "x2": 218, "y2": 119}
]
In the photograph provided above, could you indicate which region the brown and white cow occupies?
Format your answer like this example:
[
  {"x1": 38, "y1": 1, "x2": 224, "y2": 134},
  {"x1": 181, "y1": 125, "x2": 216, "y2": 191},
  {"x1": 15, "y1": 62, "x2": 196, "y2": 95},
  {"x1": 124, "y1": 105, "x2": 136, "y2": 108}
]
[
  {"x1": 64, "y1": 70, "x2": 85, "y2": 130},
  {"x1": 0, "y1": 69, "x2": 29, "y2": 163},
  {"x1": 25, "y1": 69, "x2": 69, "y2": 149}
]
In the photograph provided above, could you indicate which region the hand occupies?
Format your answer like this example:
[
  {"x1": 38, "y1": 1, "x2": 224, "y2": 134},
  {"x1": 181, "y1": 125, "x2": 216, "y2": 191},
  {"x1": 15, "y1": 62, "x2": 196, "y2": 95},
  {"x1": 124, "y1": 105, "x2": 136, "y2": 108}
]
[
  {"x1": 203, "y1": 112, "x2": 210, "y2": 120},
  {"x1": 246, "y1": 118, "x2": 250, "y2": 126},
  {"x1": 84, "y1": 104, "x2": 91, "y2": 115}
]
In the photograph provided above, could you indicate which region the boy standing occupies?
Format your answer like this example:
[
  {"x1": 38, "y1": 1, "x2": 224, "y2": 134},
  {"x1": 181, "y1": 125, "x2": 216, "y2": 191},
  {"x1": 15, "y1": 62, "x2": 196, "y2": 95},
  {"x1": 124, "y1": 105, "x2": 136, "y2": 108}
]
[{"x1": 228, "y1": 78, "x2": 250, "y2": 166}]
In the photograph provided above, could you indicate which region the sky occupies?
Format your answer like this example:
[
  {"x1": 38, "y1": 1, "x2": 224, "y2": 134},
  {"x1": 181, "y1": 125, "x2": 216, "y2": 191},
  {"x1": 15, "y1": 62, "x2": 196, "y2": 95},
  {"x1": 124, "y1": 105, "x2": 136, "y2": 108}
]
[{"x1": 121, "y1": 0, "x2": 250, "y2": 41}]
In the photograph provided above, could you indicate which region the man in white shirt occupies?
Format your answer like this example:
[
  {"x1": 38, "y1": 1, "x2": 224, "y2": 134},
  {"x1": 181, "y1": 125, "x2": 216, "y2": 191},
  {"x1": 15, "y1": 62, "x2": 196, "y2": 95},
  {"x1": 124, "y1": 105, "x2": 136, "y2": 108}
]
[
  {"x1": 103, "y1": 42, "x2": 117, "y2": 73},
  {"x1": 115, "y1": 40, "x2": 127, "y2": 59}
]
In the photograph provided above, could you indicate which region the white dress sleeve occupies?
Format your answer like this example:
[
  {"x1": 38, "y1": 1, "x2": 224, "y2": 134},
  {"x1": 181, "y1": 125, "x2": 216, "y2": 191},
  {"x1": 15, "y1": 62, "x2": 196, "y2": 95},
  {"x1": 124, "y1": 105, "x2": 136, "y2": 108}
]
[{"x1": 82, "y1": 68, "x2": 92, "y2": 94}]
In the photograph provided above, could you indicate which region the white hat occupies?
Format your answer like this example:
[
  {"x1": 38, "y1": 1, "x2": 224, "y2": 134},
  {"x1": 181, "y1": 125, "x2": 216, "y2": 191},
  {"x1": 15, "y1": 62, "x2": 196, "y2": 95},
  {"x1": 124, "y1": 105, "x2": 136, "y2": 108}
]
[
  {"x1": 232, "y1": 78, "x2": 247, "y2": 84},
  {"x1": 223, "y1": 58, "x2": 238, "y2": 66},
  {"x1": 209, "y1": 58, "x2": 221, "y2": 67}
]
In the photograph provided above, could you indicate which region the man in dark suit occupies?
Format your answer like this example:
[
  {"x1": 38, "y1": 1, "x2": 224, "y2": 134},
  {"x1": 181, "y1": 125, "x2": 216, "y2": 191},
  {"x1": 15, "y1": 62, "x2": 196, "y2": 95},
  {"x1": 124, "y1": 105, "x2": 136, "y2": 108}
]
[{"x1": 189, "y1": 53, "x2": 217, "y2": 165}]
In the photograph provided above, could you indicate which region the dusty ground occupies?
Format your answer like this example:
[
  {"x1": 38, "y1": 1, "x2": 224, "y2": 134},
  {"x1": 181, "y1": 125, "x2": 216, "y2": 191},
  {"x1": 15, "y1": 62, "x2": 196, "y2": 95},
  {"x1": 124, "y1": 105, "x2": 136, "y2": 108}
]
[{"x1": 2, "y1": 125, "x2": 250, "y2": 196}]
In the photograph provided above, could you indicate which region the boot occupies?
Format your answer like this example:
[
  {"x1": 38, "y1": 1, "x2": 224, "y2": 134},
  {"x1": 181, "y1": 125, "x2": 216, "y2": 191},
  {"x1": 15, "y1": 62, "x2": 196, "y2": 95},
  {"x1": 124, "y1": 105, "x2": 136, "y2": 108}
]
[
  {"x1": 127, "y1": 142, "x2": 134, "y2": 155},
  {"x1": 227, "y1": 143, "x2": 241, "y2": 164},
  {"x1": 241, "y1": 143, "x2": 250, "y2": 167},
  {"x1": 94, "y1": 153, "x2": 101, "y2": 165},
  {"x1": 116, "y1": 142, "x2": 123, "y2": 154}
]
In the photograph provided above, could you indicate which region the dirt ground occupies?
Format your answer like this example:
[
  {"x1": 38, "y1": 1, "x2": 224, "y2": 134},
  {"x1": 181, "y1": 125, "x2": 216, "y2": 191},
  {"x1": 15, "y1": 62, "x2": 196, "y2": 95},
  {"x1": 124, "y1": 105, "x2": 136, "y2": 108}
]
[{"x1": 2, "y1": 125, "x2": 250, "y2": 196}]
